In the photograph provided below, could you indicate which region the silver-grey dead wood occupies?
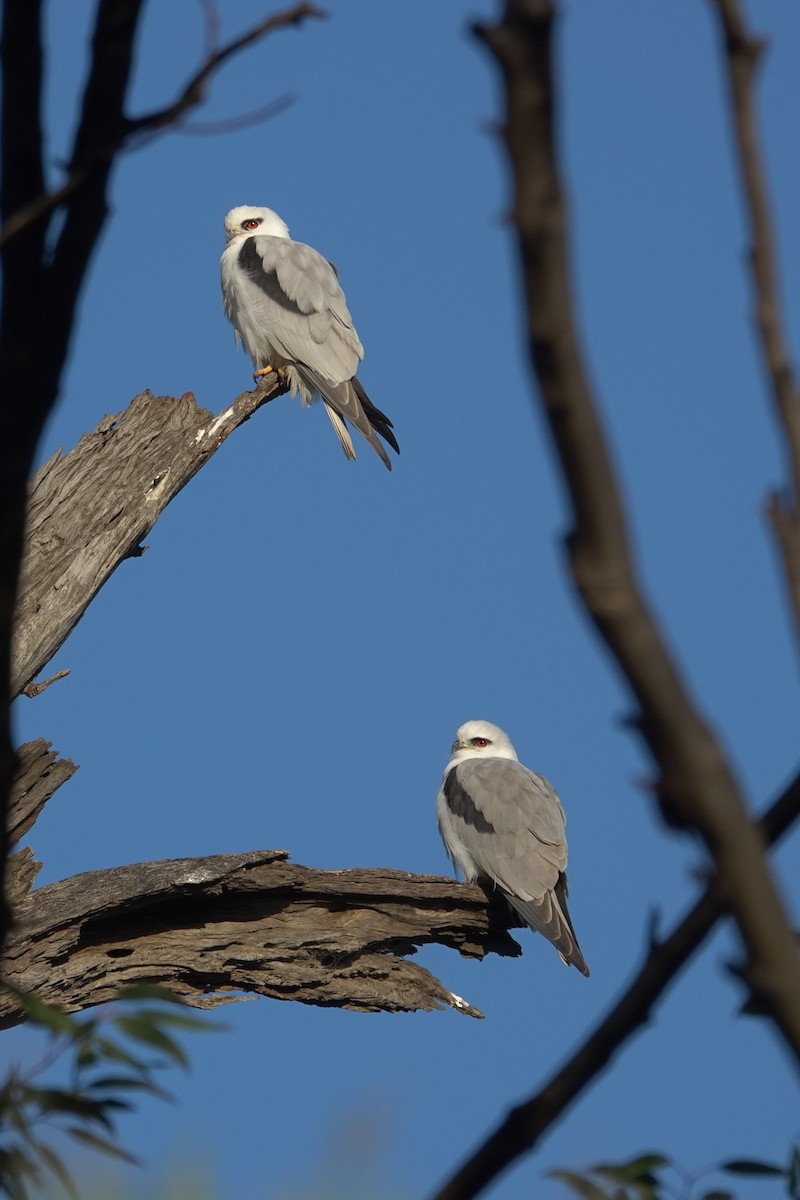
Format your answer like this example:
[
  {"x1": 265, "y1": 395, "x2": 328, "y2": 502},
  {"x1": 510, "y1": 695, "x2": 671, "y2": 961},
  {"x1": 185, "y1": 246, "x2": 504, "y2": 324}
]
[{"x1": 7, "y1": 391, "x2": 524, "y2": 1026}]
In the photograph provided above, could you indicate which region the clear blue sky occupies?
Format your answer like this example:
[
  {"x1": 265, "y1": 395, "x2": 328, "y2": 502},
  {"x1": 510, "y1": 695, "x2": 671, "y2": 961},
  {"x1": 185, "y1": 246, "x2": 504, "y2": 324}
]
[{"x1": 10, "y1": 2, "x2": 800, "y2": 1196}]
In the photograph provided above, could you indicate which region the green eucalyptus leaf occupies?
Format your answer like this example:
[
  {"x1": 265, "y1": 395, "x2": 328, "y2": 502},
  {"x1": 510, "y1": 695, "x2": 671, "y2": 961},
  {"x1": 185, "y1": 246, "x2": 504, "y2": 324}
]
[
  {"x1": 113, "y1": 983, "x2": 188, "y2": 1004},
  {"x1": 5, "y1": 988, "x2": 76, "y2": 1036},
  {"x1": 64, "y1": 1126, "x2": 140, "y2": 1165},
  {"x1": 114, "y1": 1017, "x2": 189, "y2": 1067},
  {"x1": 722, "y1": 1159, "x2": 785, "y2": 1177},
  {"x1": 548, "y1": 1169, "x2": 613, "y2": 1199},
  {"x1": 788, "y1": 1146, "x2": 800, "y2": 1200},
  {"x1": 140, "y1": 1009, "x2": 215, "y2": 1033},
  {"x1": 95, "y1": 1034, "x2": 153, "y2": 1076},
  {"x1": 34, "y1": 1141, "x2": 78, "y2": 1199}
]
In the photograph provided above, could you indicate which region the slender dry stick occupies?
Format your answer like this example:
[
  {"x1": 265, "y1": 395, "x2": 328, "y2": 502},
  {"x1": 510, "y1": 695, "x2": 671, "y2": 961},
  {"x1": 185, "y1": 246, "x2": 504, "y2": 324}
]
[
  {"x1": 477, "y1": 0, "x2": 800, "y2": 1055},
  {"x1": 428, "y1": 765, "x2": 800, "y2": 1200},
  {"x1": 709, "y1": 0, "x2": 800, "y2": 651},
  {"x1": 126, "y1": 2, "x2": 325, "y2": 143}
]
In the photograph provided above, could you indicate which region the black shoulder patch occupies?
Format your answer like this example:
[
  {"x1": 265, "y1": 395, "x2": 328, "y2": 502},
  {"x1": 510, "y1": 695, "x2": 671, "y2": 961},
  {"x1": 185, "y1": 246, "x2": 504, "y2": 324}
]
[{"x1": 443, "y1": 769, "x2": 495, "y2": 834}]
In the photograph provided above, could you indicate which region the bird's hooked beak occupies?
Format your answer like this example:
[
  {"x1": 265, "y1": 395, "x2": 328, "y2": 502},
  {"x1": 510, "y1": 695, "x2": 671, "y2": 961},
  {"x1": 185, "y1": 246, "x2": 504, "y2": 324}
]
[{"x1": 451, "y1": 736, "x2": 467, "y2": 754}]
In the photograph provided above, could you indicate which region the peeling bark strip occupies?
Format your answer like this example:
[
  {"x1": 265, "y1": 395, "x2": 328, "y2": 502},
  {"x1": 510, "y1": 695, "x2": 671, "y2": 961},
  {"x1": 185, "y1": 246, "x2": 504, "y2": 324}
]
[
  {"x1": 6, "y1": 738, "x2": 77, "y2": 908},
  {"x1": 13, "y1": 382, "x2": 286, "y2": 697},
  {"x1": 9, "y1": 738, "x2": 77, "y2": 852},
  {"x1": 0, "y1": 852, "x2": 524, "y2": 1027}
]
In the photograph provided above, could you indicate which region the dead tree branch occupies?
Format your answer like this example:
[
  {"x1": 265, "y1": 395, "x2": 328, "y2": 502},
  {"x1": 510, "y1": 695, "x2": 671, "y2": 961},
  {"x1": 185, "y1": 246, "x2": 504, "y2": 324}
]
[
  {"x1": 6, "y1": 739, "x2": 78, "y2": 909},
  {"x1": 429, "y1": 764, "x2": 800, "y2": 1200},
  {"x1": 0, "y1": 846, "x2": 524, "y2": 1028},
  {"x1": 710, "y1": 0, "x2": 800, "y2": 652},
  {"x1": 475, "y1": 0, "x2": 800, "y2": 1060},
  {"x1": 8, "y1": 739, "x2": 78, "y2": 855},
  {"x1": 13, "y1": 379, "x2": 287, "y2": 698},
  {"x1": 2, "y1": 375, "x2": 525, "y2": 1030}
]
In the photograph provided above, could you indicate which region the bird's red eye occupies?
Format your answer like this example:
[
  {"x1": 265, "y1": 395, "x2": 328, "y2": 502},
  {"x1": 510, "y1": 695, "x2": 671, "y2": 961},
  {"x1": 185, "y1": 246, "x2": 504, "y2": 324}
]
[
  {"x1": 472, "y1": 737, "x2": 489, "y2": 747},
  {"x1": 242, "y1": 219, "x2": 260, "y2": 230}
]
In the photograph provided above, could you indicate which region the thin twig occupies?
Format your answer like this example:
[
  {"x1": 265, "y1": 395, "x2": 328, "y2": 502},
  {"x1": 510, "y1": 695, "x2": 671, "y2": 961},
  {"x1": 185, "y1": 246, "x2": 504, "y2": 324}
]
[
  {"x1": 20, "y1": 671, "x2": 71, "y2": 699},
  {"x1": 177, "y1": 94, "x2": 294, "y2": 137},
  {"x1": 0, "y1": 170, "x2": 86, "y2": 251},
  {"x1": 127, "y1": 2, "x2": 326, "y2": 142},
  {"x1": 428, "y1": 765, "x2": 800, "y2": 1200},
  {"x1": 709, "y1": 0, "x2": 800, "y2": 653}
]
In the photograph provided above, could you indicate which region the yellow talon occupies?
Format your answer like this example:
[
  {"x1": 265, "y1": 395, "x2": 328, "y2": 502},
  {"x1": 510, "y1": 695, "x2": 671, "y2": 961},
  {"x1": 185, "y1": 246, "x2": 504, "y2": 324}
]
[{"x1": 253, "y1": 364, "x2": 287, "y2": 384}]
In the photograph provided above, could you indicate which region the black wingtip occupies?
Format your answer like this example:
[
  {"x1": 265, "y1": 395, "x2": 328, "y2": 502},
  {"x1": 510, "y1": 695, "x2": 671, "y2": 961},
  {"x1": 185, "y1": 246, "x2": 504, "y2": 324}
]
[{"x1": 352, "y1": 376, "x2": 400, "y2": 457}]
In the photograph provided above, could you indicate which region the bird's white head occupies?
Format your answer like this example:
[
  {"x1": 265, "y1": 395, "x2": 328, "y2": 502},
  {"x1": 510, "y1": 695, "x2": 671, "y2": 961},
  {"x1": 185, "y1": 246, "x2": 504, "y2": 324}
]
[
  {"x1": 447, "y1": 720, "x2": 519, "y2": 767},
  {"x1": 223, "y1": 205, "x2": 290, "y2": 245}
]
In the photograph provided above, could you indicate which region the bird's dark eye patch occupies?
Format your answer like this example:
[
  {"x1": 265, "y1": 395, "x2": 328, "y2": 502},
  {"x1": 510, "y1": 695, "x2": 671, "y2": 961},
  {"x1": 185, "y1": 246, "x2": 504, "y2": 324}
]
[
  {"x1": 471, "y1": 737, "x2": 490, "y2": 748},
  {"x1": 242, "y1": 218, "x2": 261, "y2": 231}
]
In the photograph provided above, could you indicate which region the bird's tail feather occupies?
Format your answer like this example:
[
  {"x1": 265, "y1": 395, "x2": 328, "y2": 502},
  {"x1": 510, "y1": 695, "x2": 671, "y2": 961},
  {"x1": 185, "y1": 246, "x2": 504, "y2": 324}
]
[
  {"x1": 299, "y1": 366, "x2": 396, "y2": 470},
  {"x1": 351, "y1": 377, "x2": 400, "y2": 455},
  {"x1": 504, "y1": 879, "x2": 590, "y2": 976},
  {"x1": 322, "y1": 401, "x2": 357, "y2": 461}
]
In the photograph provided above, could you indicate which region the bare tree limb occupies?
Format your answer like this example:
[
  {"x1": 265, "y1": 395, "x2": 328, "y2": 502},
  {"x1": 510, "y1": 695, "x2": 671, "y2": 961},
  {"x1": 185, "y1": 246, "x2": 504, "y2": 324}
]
[
  {"x1": 19, "y1": 671, "x2": 71, "y2": 699},
  {"x1": 709, "y1": 0, "x2": 800, "y2": 651},
  {"x1": 127, "y1": 3, "x2": 325, "y2": 145},
  {"x1": 428, "y1": 764, "x2": 800, "y2": 1200},
  {"x1": 177, "y1": 95, "x2": 294, "y2": 137},
  {"x1": 0, "y1": 849, "x2": 527, "y2": 1028},
  {"x1": 475, "y1": 0, "x2": 800, "y2": 1063},
  {"x1": 1, "y1": 739, "x2": 523, "y2": 1026},
  {"x1": 13, "y1": 378, "x2": 287, "y2": 697}
]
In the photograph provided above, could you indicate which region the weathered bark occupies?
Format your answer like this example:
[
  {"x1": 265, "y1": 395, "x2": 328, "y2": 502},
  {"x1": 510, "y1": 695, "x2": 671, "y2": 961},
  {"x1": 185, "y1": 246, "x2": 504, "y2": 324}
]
[
  {"x1": 6, "y1": 382, "x2": 531, "y2": 1028},
  {"x1": 5, "y1": 382, "x2": 527, "y2": 1025},
  {"x1": 0, "y1": 850, "x2": 521, "y2": 1027},
  {"x1": 6, "y1": 738, "x2": 77, "y2": 907},
  {"x1": 9, "y1": 738, "x2": 77, "y2": 852},
  {"x1": 13, "y1": 382, "x2": 285, "y2": 697}
]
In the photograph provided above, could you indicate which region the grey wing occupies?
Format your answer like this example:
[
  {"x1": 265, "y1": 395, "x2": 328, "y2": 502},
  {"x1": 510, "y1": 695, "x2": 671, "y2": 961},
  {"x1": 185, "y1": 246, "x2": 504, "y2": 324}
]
[
  {"x1": 242, "y1": 235, "x2": 362, "y2": 382},
  {"x1": 446, "y1": 759, "x2": 589, "y2": 976},
  {"x1": 241, "y1": 236, "x2": 396, "y2": 467},
  {"x1": 448, "y1": 759, "x2": 567, "y2": 898}
]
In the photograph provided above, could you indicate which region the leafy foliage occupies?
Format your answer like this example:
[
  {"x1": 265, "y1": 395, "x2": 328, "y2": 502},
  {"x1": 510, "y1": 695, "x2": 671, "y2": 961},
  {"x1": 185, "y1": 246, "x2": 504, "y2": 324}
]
[
  {"x1": 0, "y1": 983, "x2": 212, "y2": 1199},
  {"x1": 550, "y1": 1144, "x2": 800, "y2": 1200}
]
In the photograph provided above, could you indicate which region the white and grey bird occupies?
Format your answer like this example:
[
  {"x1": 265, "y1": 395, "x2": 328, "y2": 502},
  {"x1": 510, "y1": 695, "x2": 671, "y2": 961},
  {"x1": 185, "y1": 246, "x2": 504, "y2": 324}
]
[
  {"x1": 220, "y1": 205, "x2": 398, "y2": 469},
  {"x1": 437, "y1": 720, "x2": 589, "y2": 976}
]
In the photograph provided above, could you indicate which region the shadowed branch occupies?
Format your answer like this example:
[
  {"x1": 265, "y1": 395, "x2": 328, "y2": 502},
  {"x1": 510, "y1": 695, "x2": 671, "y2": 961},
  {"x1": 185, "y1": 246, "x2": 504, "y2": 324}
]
[{"x1": 709, "y1": 0, "x2": 800, "y2": 652}]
